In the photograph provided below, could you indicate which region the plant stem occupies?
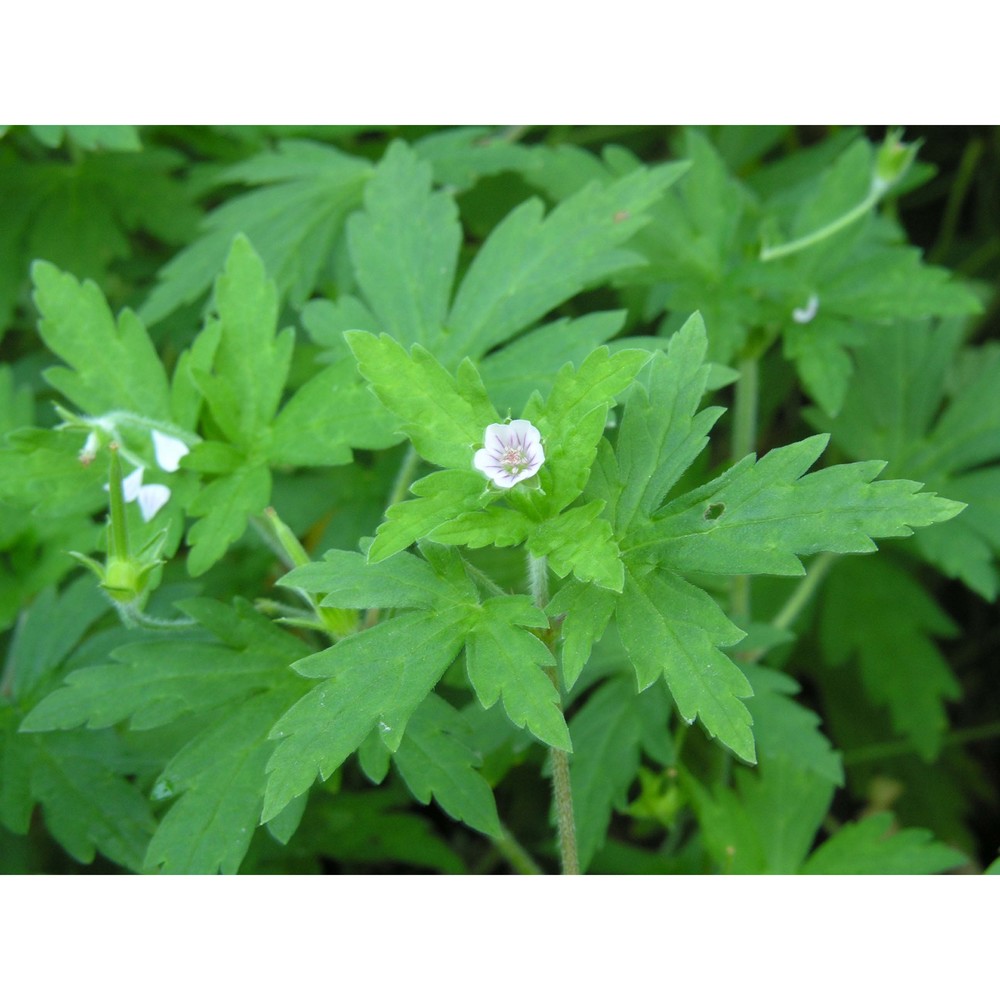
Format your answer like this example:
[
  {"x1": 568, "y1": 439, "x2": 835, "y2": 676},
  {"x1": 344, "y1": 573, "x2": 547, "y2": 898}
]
[
  {"x1": 493, "y1": 825, "x2": 544, "y2": 875},
  {"x1": 729, "y1": 355, "x2": 759, "y2": 623},
  {"x1": 495, "y1": 125, "x2": 531, "y2": 144},
  {"x1": 117, "y1": 603, "x2": 197, "y2": 631},
  {"x1": 770, "y1": 552, "x2": 838, "y2": 634},
  {"x1": 930, "y1": 137, "x2": 983, "y2": 264},
  {"x1": 387, "y1": 445, "x2": 421, "y2": 509},
  {"x1": 759, "y1": 181, "x2": 884, "y2": 262},
  {"x1": 739, "y1": 553, "x2": 837, "y2": 666},
  {"x1": 549, "y1": 746, "x2": 579, "y2": 874},
  {"x1": 528, "y1": 553, "x2": 579, "y2": 875},
  {"x1": 527, "y1": 550, "x2": 550, "y2": 609},
  {"x1": 843, "y1": 720, "x2": 1000, "y2": 766},
  {"x1": 460, "y1": 556, "x2": 508, "y2": 598}
]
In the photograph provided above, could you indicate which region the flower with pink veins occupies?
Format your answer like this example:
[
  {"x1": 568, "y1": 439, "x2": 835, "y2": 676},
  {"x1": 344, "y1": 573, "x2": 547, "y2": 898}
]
[{"x1": 473, "y1": 420, "x2": 545, "y2": 488}]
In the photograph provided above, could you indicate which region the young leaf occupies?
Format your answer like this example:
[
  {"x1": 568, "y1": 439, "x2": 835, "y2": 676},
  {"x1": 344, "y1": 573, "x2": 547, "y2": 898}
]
[
  {"x1": 21, "y1": 634, "x2": 285, "y2": 734},
  {"x1": 194, "y1": 236, "x2": 294, "y2": 451},
  {"x1": 616, "y1": 564, "x2": 754, "y2": 763},
  {"x1": 30, "y1": 125, "x2": 141, "y2": 151},
  {"x1": 523, "y1": 345, "x2": 650, "y2": 513},
  {"x1": 141, "y1": 140, "x2": 371, "y2": 325},
  {"x1": 392, "y1": 694, "x2": 501, "y2": 838},
  {"x1": 634, "y1": 435, "x2": 965, "y2": 576},
  {"x1": 5, "y1": 576, "x2": 110, "y2": 703},
  {"x1": 820, "y1": 322, "x2": 1000, "y2": 598},
  {"x1": 687, "y1": 756, "x2": 835, "y2": 874},
  {"x1": 545, "y1": 579, "x2": 617, "y2": 690},
  {"x1": 31, "y1": 261, "x2": 171, "y2": 419},
  {"x1": 800, "y1": 812, "x2": 966, "y2": 874},
  {"x1": 527, "y1": 502, "x2": 624, "y2": 591},
  {"x1": 348, "y1": 140, "x2": 461, "y2": 351},
  {"x1": 185, "y1": 462, "x2": 271, "y2": 577},
  {"x1": 478, "y1": 311, "x2": 626, "y2": 415},
  {"x1": 262, "y1": 608, "x2": 470, "y2": 822},
  {"x1": 280, "y1": 546, "x2": 475, "y2": 611},
  {"x1": 428, "y1": 506, "x2": 534, "y2": 551},
  {"x1": 368, "y1": 470, "x2": 491, "y2": 563},
  {"x1": 144, "y1": 684, "x2": 306, "y2": 875},
  {"x1": 444, "y1": 162, "x2": 687, "y2": 364},
  {"x1": 464, "y1": 596, "x2": 569, "y2": 751},
  {"x1": 569, "y1": 676, "x2": 672, "y2": 871},
  {"x1": 267, "y1": 359, "x2": 403, "y2": 465},
  {"x1": 614, "y1": 316, "x2": 724, "y2": 532},
  {"x1": 819, "y1": 556, "x2": 960, "y2": 760},
  {"x1": 739, "y1": 664, "x2": 843, "y2": 785},
  {"x1": 1, "y1": 716, "x2": 155, "y2": 871},
  {"x1": 347, "y1": 331, "x2": 499, "y2": 470}
]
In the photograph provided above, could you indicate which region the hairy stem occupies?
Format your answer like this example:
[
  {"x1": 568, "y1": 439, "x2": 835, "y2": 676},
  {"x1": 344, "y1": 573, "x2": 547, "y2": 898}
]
[
  {"x1": 759, "y1": 180, "x2": 885, "y2": 262},
  {"x1": 528, "y1": 553, "x2": 579, "y2": 875},
  {"x1": 461, "y1": 556, "x2": 508, "y2": 598},
  {"x1": 117, "y1": 603, "x2": 197, "y2": 631},
  {"x1": 549, "y1": 746, "x2": 579, "y2": 874}
]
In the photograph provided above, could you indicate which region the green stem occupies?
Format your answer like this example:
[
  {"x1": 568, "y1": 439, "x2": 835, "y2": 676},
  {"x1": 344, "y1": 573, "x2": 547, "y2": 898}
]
[
  {"x1": 760, "y1": 180, "x2": 884, "y2": 262},
  {"x1": 843, "y1": 720, "x2": 1000, "y2": 766},
  {"x1": 527, "y1": 550, "x2": 549, "y2": 609},
  {"x1": 493, "y1": 825, "x2": 544, "y2": 875},
  {"x1": 461, "y1": 556, "x2": 508, "y2": 599},
  {"x1": 496, "y1": 125, "x2": 531, "y2": 144},
  {"x1": 731, "y1": 356, "x2": 760, "y2": 465},
  {"x1": 739, "y1": 553, "x2": 837, "y2": 666},
  {"x1": 250, "y1": 515, "x2": 298, "y2": 571},
  {"x1": 729, "y1": 356, "x2": 759, "y2": 623},
  {"x1": 930, "y1": 137, "x2": 983, "y2": 264},
  {"x1": 528, "y1": 553, "x2": 579, "y2": 875},
  {"x1": 770, "y1": 552, "x2": 838, "y2": 634},
  {"x1": 387, "y1": 445, "x2": 421, "y2": 509},
  {"x1": 106, "y1": 444, "x2": 130, "y2": 562},
  {"x1": 117, "y1": 603, "x2": 196, "y2": 631}
]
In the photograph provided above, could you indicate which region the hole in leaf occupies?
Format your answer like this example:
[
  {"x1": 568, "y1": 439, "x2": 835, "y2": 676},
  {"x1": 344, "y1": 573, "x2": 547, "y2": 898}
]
[{"x1": 704, "y1": 502, "x2": 725, "y2": 521}]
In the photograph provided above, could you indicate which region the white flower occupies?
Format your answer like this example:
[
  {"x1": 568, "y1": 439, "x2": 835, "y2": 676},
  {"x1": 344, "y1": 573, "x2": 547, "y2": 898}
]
[
  {"x1": 152, "y1": 430, "x2": 190, "y2": 472},
  {"x1": 473, "y1": 420, "x2": 545, "y2": 488},
  {"x1": 120, "y1": 467, "x2": 171, "y2": 522},
  {"x1": 792, "y1": 293, "x2": 820, "y2": 324},
  {"x1": 78, "y1": 431, "x2": 100, "y2": 466}
]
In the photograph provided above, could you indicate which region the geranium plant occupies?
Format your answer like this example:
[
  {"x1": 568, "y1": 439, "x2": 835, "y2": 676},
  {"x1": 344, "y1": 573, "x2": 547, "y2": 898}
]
[{"x1": 0, "y1": 125, "x2": 995, "y2": 875}]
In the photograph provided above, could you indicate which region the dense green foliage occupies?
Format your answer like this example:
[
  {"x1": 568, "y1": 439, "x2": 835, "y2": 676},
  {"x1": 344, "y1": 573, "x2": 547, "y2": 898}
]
[{"x1": 1, "y1": 125, "x2": 997, "y2": 874}]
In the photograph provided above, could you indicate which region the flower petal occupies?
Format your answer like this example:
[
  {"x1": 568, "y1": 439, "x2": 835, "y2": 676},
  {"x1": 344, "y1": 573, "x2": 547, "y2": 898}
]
[
  {"x1": 482, "y1": 423, "x2": 509, "y2": 453},
  {"x1": 506, "y1": 419, "x2": 541, "y2": 449},
  {"x1": 121, "y1": 467, "x2": 145, "y2": 502},
  {"x1": 136, "y1": 484, "x2": 171, "y2": 522},
  {"x1": 152, "y1": 430, "x2": 190, "y2": 472},
  {"x1": 473, "y1": 448, "x2": 499, "y2": 474}
]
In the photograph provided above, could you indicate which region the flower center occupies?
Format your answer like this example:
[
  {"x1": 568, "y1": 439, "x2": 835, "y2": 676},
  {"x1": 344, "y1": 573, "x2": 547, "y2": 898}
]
[{"x1": 500, "y1": 445, "x2": 527, "y2": 471}]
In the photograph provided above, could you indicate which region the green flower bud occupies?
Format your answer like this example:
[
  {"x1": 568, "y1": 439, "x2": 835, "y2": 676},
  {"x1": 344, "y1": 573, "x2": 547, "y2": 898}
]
[
  {"x1": 874, "y1": 128, "x2": 921, "y2": 193},
  {"x1": 70, "y1": 445, "x2": 167, "y2": 612}
]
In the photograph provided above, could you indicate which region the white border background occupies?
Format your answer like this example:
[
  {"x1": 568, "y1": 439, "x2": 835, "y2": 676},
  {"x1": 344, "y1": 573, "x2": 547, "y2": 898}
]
[{"x1": 2, "y1": 2, "x2": 993, "y2": 990}]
